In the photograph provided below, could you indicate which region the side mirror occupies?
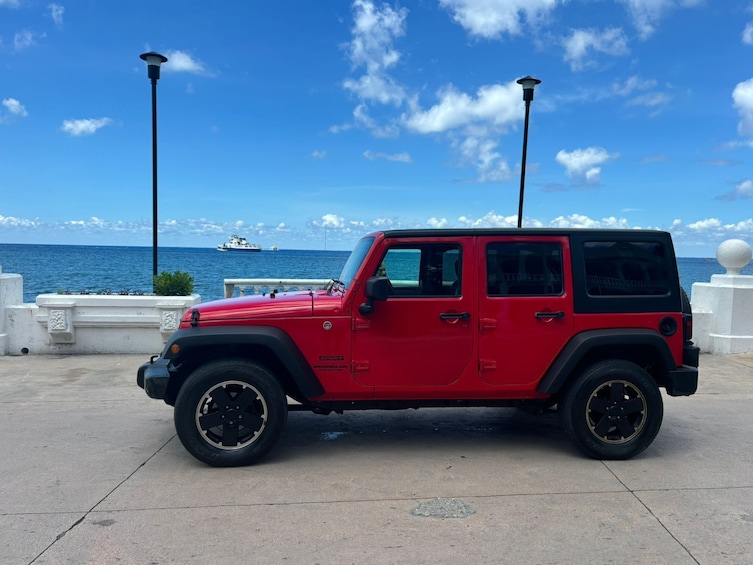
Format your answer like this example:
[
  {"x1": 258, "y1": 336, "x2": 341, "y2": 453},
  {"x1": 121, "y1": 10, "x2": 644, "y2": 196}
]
[
  {"x1": 359, "y1": 276, "x2": 390, "y2": 316},
  {"x1": 365, "y1": 276, "x2": 390, "y2": 301}
]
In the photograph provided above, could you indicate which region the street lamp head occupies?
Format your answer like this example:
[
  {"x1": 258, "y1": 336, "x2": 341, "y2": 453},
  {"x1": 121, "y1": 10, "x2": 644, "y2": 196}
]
[
  {"x1": 517, "y1": 75, "x2": 541, "y2": 102},
  {"x1": 139, "y1": 51, "x2": 168, "y2": 81}
]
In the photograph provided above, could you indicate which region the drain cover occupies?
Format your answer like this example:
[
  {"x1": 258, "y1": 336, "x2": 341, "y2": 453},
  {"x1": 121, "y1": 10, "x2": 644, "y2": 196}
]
[{"x1": 411, "y1": 498, "x2": 476, "y2": 518}]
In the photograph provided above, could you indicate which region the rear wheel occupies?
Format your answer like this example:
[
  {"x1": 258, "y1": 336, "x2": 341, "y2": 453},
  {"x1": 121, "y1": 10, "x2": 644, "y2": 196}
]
[
  {"x1": 174, "y1": 359, "x2": 287, "y2": 467},
  {"x1": 559, "y1": 360, "x2": 663, "y2": 460}
]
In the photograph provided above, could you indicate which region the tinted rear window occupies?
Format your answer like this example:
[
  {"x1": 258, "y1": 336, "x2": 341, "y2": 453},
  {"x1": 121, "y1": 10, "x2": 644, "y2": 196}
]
[{"x1": 486, "y1": 242, "x2": 563, "y2": 296}]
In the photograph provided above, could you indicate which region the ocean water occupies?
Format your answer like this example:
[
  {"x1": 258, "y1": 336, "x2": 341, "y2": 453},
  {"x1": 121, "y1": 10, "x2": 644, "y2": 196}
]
[{"x1": 1, "y1": 243, "x2": 751, "y2": 304}]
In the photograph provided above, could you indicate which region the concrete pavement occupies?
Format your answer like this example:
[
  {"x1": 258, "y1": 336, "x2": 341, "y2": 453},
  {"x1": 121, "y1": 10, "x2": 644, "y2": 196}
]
[{"x1": 1, "y1": 353, "x2": 752, "y2": 564}]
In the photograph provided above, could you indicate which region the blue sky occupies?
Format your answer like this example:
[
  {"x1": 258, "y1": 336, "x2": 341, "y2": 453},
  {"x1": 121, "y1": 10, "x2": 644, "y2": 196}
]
[{"x1": 1, "y1": 0, "x2": 752, "y2": 256}]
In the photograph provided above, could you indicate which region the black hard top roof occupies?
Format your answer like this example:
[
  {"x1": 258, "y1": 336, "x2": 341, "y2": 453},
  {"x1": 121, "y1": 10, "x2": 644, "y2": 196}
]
[{"x1": 379, "y1": 228, "x2": 670, "y2": 238}]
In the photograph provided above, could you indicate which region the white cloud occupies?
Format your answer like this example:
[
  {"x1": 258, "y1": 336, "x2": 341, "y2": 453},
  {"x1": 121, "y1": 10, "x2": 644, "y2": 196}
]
[
  {"x1": 626, "y1": 92, "x2": 672, "y2": 107},
  {"x1": 439, "y1": 0, "x2": 560, "y2": 39},
  {"x1": 610, "y1": 75, "x2": 671, "y2": 112},
  {"x1": 457, "y1": 212, "x2": 519, "y2": 228},
  {"x1": 3, "y1": 211, "x2": 753, "y2": 255},
  {"x1": 311, "y1": 150, "x2": 327, "y2": 159},
  {"x1": 60, "y1": 118, "x2": 113, "y2": 136},
  {"x1": 744, "y1": 22, "x2": 753, "y2": 45},
  {"x1": 556, "y1": 147, "x2": 619, "y2": 184},
  {"x1": 353, "y1": 103, "x2": 399, "y2": 137},
  {"x1": 48, "y1": 3, "x2": 64, "y2": 28},
  {"x1": 547, "y1": 214, "x2": 631, "y2": 229},
  {"x1": 562, "y1": 27, "x2": 629, "y2": 71},
  {"x1": 427, "y1": 217, "x2": 448, "y2": 228},
  {"x1": 342, "y1": 0, "x2": 407, "y2": 105},
  {"x1": 2, "y1": 97, "x2": 27, "y2": 117},
  {"x1": 163, "y1": 50, "x2": 207, "y2": 74},
  {"x1": 329, "y1": 122, "x2": 353, "y2": 134},
  {"x1": 402, "y1": 81, "x2": 524, "y2": 182},
  {"x1": 733, "y1": 78, "x2": 753, "y2": 137},
  {"x1": 14, "y1": 30, "x2": 42, "y2": 50},
  {"x1": 319, "y1": 214, "x2": 345, "y2": 229},
  {"x1": 343, "y1": 70, "x2": 405, "y2": 106},
  {"x1": 687, "y1": 218, "x2": 722, "y2": 230},
  {"x1": 617, "y1": 0, "x2": 704, "y2": 39},
  {"x1": 363, "y1": 150, "x2": 411, "y2": 163},
  {"x1": 456, "y1": 136, "x2": 512, "y2": 182},
  {"x1": 717, "y1": 179, "x2": 753, "y2": 201},
  {"x1": 0, "y1": 214, "x2": 36, "y2": 227},
  {"x1": 612, "y1": 75, "x2": 657, "y2": 97},
  {"x1": 723, "y1": 139, "x2": 753, "y2": 150},
  {"x1": 403, "y1": 82, "x2": 521, "y2": 134},
  {"x1": 0, "y1": 0, "x2": 21, "y2": 7},
  {"x1": 617, "y1": 0, "x2": 673, "y2": 39}
]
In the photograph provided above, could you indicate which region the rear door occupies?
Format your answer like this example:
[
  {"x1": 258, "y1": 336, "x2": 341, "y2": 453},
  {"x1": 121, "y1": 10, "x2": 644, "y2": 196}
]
[{"x1": 478, "y1": 236, "x2": 574, "y2": 389}]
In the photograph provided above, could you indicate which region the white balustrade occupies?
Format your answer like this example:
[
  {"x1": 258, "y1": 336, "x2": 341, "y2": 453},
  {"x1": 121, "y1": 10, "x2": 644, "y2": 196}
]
[{"x1": 223, "y1": 278, "x2": 331, "y2": 298}]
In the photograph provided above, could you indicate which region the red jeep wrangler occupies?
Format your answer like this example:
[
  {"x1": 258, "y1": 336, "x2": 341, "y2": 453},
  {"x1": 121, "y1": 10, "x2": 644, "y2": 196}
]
[{"x1": 138, "y1": 229, "x2": 699, "y2": 466}]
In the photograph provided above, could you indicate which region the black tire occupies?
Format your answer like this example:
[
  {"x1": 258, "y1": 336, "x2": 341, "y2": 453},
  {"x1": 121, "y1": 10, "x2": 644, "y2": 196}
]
[
  {"x1": 559, "y1": 360, "x2": 663, "y2": 460},
  {"x1": 174, "y1": 359, "x2": 287, "y2": 467}
]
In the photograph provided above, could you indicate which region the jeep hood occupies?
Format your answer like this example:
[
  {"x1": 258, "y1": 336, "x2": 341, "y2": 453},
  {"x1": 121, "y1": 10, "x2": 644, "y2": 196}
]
[{"x1": 182, "y1": 290, "x2": 343, "y2": 325}]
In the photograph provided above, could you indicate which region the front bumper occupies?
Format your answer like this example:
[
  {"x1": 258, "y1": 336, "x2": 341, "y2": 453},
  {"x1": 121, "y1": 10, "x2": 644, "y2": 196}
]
[{"x1": 137, "y1": 357, "x2": 171, "y2": 400}]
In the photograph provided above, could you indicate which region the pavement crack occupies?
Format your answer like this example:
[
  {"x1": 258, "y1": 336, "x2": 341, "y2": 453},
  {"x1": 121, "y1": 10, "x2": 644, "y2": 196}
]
[
  {"x1": 28, "y1": 434, "x2": 176, "y2": 564},
  {"x1": 602, "y1": 461, "x2": 701, "y2": 565}
]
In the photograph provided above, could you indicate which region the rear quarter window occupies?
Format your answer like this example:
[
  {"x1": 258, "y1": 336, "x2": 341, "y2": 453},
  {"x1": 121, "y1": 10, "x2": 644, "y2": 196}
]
[{"x1": 583, "y1": 241, "x2": 669, "y2": 296}]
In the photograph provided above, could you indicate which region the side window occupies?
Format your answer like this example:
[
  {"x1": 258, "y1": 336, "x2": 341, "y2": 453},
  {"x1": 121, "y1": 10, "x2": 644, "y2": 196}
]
[
  {"x1": 486, "y1": 242, "x2": 563, "y2": 296},
  {"x1": 377, "y1": 244, "x2": 462, "y2": 297},
  {"x1": 583, "y1": 241, "x2": 669, "y2": 296}
]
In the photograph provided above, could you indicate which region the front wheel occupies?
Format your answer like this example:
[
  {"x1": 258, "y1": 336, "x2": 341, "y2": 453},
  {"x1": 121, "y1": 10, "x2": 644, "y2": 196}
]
[
  {"x1": 174, "y1": 359, "x2": 287, "y2": 467},
  {"x1": 559, "y1": 360, "x2": 663, "y2": 460}
]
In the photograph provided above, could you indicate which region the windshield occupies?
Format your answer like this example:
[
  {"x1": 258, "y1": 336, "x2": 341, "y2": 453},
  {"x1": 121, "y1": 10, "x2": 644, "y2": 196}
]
[{"x1": 337, "y1": 237, "x2": 375, "y2": 289}]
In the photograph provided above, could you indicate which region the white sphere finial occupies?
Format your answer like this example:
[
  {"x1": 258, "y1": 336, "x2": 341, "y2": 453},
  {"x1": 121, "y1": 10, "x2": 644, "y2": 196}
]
[{"x1": 716, "y1": 239, "x2": 752, "y2": 275}]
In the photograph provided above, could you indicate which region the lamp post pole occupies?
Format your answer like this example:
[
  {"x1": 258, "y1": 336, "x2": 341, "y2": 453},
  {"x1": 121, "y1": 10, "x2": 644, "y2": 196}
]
[
  {"x1": 139, "y1": 51, "x2": 168, "y2": 284},
  {"x1": 516, "y1": 76, "x2": 541, "y2": 229}
]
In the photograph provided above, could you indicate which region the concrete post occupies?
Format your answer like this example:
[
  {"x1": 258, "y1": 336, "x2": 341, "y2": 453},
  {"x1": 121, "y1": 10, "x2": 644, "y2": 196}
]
[
  {"x1": 691, "y1": 239, "x2": 753, "y2": 355},
  {"x1": 0, "y1": 265, "x2": 25, "y2": 355}
]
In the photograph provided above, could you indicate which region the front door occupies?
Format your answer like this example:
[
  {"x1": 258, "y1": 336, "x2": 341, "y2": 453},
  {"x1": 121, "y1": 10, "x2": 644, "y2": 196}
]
[
  {"x1": 478, "y1": 236, "x2": 574, "y2": 389},
  {"x1": 351, "y1": 239, "x2": 474, "y2": 388}
]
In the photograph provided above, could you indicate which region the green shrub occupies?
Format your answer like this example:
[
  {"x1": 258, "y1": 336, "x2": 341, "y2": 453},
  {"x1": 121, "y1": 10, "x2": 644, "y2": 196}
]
[{"x1": 153, "y1": 271, "x2": 195, "y2": 296}]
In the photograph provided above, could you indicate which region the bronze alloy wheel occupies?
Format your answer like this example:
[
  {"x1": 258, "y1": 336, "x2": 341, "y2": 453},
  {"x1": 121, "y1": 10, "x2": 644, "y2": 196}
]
[
  {"x1": 560, "y1": 359, "x2": 663, "y2": 460},
  {"x1": 585, "y1": 379, "x2": 647, "y2": 444}
]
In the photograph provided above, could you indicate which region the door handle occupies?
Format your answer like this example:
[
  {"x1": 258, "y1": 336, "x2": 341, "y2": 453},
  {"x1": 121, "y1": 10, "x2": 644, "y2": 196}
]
[
  {"x1": 535, "y1": 311, "x2": 565, "y2": 319},
  {"x1": 440, "y1": 312, "x2": 470, "y2": 320}
]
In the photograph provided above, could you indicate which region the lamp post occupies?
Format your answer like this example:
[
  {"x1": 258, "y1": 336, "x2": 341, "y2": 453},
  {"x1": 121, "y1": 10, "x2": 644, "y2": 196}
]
[
  {"x1": 516, "y1": 75, "x2": 541, "y2": 228},
  {"x1": 139, "y1": 51, "x2": 168, "y2": 283}
]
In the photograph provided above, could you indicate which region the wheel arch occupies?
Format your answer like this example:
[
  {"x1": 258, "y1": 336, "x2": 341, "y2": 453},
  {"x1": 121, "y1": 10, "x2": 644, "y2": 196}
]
[
  {"x1": 537, "y1": 329, "x2": 676, "y2": 396},
  {"x1": 162, "y1": 326, "x2": 324, "y2": 406}
]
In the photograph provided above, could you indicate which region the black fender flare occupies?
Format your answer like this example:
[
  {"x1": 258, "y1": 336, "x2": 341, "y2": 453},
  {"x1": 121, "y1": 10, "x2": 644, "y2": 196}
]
[
  {"x1": 537, "y1": 328, "x2": 676, "y2": 395},
  {"x1": 163, "y1": 326, "x2": 325, "y2": 399}
]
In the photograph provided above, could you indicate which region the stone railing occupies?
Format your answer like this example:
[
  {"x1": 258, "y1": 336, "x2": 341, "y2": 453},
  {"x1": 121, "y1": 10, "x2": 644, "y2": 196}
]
[
  {"x1": 224, "y1": 278, "x2": 330, "y2": 298},
  {"x1": 0, "y1": 267, "x2": 200, "y2": 355},
  {"x1": 4, "y1": 237, "x2": 753, "y2": 356}
]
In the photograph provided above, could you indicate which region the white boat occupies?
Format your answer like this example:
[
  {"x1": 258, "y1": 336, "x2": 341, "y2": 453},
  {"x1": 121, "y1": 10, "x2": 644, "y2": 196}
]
[{"x1": 217, "y1": 235, "x2": 262, "y2": 252}]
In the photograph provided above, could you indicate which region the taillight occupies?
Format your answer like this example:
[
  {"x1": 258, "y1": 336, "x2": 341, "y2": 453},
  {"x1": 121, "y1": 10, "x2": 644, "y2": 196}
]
[{"x1": 683, "y1": 313, "x2": 693, "y2": 341}]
